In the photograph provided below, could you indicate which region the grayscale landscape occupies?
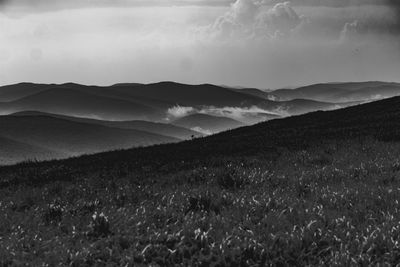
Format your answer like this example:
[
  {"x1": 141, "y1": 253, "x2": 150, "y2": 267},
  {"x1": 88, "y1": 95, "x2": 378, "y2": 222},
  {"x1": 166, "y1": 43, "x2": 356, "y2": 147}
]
[{"x1": 1, "y1": 0, "x2": 400, "y2": 265}]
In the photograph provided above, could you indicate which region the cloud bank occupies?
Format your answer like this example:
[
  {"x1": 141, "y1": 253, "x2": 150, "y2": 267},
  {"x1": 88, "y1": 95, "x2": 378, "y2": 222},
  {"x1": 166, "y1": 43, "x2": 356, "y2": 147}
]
[
  {"x1": 166, "y1": 104, "x2": 285, "y2": 124},
  {"x1": 210, "y1": 0, "x2": 305, "y2": 40}
]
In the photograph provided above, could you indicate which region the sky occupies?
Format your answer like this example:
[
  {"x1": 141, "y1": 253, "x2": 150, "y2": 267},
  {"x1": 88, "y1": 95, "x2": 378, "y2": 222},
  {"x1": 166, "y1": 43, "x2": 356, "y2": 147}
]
[{"x1": 0, "y1": 0, "x2": 399, "y2": 89}]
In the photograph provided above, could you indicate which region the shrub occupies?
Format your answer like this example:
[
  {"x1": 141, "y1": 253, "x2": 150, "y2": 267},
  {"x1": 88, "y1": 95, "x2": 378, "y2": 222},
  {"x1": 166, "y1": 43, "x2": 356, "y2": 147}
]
[
  {"x1": 87, "y1": 212, "x2": 111, "y2": 238},
  {"x1": 186, "y1": 191, "x2": 228, "y2": 214},
  {"x1": 43, "y1": 203, "x2": 64, "y2": 224},
  {"x1": 217, "y1": 168, "x2": 248, "y2": 190}
]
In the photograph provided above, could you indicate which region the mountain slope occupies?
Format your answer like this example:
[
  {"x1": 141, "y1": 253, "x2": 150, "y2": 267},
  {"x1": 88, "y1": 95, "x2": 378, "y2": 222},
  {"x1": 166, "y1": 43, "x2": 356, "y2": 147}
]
[
  {"x1": 2, "y1": 95, "x2": 400, "y2": 182},
  {"x1": 271, "y1": 81, "x2": 400, "y2": 102},
  {"x1": 171, "y1": 113, "x2": 245, "y2": 134},
  {"x1": 0, "y1": 115, "x2": 179, "y2": 165},
  {"x1": 0, "y1": 82, "x2": 356, "y2": 124},
  {"x1": 0, "y1": 136, "x2": 65, "y2": 165},
  {"x1": 2, "y1": 93, "x2": 400, "y2": 266},
  {"x1": 111, "y1": 82, "x2": 268, "y2": 107},
  {"x1": 0, "y1": 88, "x2": 163, "y2": 121},
  {"x1": 0, "y1": 82, "x2": 51, "y2": 102},
  {"x1": 11, "y1": 111, "x2": 203, "y2": 140}
]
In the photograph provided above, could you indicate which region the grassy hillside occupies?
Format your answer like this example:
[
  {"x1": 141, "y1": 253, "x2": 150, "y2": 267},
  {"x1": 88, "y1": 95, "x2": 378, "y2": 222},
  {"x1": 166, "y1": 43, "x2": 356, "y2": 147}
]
[{"x1": 1, "y1": 96, "x2": 400, "y2": 265}]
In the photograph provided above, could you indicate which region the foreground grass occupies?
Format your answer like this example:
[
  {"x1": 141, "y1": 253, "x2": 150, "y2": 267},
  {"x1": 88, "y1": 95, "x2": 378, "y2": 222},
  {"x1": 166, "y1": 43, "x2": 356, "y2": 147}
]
[{"x1": 1, "y1": 139, "x2": 400, "y2": 266}]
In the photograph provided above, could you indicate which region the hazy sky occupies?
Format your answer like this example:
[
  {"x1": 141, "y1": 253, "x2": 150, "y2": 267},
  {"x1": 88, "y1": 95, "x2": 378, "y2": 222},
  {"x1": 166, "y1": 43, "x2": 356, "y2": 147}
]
[{"x1": 0, "y1": 0, "x2": 399, "y2": 88}]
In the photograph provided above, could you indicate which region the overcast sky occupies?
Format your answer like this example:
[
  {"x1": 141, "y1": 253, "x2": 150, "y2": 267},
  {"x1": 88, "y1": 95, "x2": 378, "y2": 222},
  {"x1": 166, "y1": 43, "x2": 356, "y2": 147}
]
[{"x1": 0, "y1": 0, "x2": 399, "y2": 88}]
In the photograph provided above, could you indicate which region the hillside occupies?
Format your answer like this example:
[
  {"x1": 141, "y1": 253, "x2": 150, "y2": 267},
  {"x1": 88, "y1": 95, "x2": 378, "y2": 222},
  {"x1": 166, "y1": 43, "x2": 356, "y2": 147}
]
[
  {"x1": 0, "y1": 115, "x2": 179, "y2": 165},
  {"x1": 0, "y1": 82, "x2": 351, "y2": 124},
  {"x1": 2, "y1": 95, "x2": 400, "y2": 183},
  {"x1": 270, "y1": 81, "x2": 400, "y2": 102},
  {"x1": 172, "y1": 113, "x2": 246, "y2": 134},
  {"x1": 2, "y1": 96, "x2": 400, "y2": 265},
  {"x1": 0, "y1": 136, "x2": 65, "y2": 165},
  {"x1": 11, "y1": 111, "x2": 203, "y2": 140},
  {"x1": 0, "y1": 82, "x2": 50, "y2": 102},
  {"x1": 3, "y1": 90, "x2": 400, "y2": 266},
  {"x1": 0, "y1": 87, "x2": 163, "y2": 121}
]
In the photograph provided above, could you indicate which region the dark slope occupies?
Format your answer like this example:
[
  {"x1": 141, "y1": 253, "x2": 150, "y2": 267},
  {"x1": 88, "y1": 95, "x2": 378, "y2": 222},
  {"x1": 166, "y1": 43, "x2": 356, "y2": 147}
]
[
  {"x1": 11, "y1": 111, "x2": 203, "y2": 140},
  {"x1": 172, "y1": 113, "x2": 245, "y2": 134},
  {"x1": 0, "y1": 82, "x2": 51, "y2": 102},
  {"x1": 271, "y1": 81, "x2": 400, "y2": 102},
  {"x1": 0, "y1": 136, "x2": 65, "y2": 165},
  {"x1": 233, "y1": 88, "x2": 272, "y2": 100},
  {"x1": 110, "y1": 82, "x2": 268, "y2": 107},
  {"x1": 0, "y1": 115, "x2": 179, "y2": 165},
  {"x1": 0, "y1": 88, "x2": 163, "y2": 121},
  {"x1": 2, "y1": 95, "x2": 400, "y2": 186}
]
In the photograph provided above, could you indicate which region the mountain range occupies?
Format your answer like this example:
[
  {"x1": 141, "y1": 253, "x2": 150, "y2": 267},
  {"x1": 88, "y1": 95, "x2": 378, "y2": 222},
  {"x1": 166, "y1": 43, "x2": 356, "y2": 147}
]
[
  {"x1": 0, "y1": 81, "x2": 399, "y2": 165},
  {"x1": 2, "y1": 92, "x2": 400, "y2": 182}
]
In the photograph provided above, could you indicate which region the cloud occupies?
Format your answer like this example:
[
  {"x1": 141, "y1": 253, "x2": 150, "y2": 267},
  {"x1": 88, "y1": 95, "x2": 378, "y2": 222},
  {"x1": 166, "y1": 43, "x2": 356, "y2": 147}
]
[
  {"x1": 199, "y1": 106, "x2": 284, "y2": 124},
  {"x1": 165, "y1": 103, "x2": 287, "y2": 124},
  {"x1": 191, "y1": 126, "x2": 212, "y2": 135},
  {"x1": 199, "y1": 105, "x2": 281, "y2": 119},
  {"x1": 210, "y1": 0, "x2": 305, "y2": 40},
  {"x1": 1, "y1": 2, "x2": 400, "y2": 89},
  {"x1": 167, "y1": 105, "x2": 195, "y2": 118},
  {"x1": 340, "y1": 20, "x2": 360, "y2": 41}
]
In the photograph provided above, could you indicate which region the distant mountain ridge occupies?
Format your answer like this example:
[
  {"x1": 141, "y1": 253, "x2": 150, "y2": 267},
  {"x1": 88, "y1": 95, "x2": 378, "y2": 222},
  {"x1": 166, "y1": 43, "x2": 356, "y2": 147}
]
[
  {"x1": 0, "y1": 114, "x2": 179, "y2": 165},
  {"x1": 11, "y1": 111, "x2": 203, "y2": 140},
  {"x1": 1, "y1": 80, "x2": 399, "y2": 165},
  {"x1": 269, "y1": 81, "x2": 400, "y2": 103},
  {"x1": 0, "y1": 81, "x2": 355, "y2": 123},
  {"x1": 2, "y1": 94, "x2": 400, "y2": 177}
]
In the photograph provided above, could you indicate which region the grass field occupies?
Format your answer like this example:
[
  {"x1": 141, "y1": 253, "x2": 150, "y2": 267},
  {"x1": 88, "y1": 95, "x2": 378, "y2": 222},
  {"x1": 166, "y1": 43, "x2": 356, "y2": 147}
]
[{"x1": 1, "y1": 138, "x2": 400, "y2": 266}]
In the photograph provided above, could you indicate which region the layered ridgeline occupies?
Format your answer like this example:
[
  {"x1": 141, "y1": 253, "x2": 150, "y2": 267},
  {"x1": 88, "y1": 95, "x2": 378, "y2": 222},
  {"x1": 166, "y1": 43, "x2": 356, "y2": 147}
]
[
  {"x1": 268, "y1": 81, "x2": 400, "y2": 102},
  {"x1": 0, "y1": 81, "x2": 399, "y2": 165},
  {"x1": 2, "y1": 95, "x2": 400, "y2": 265},
  {"x1": 2, "y1": 94, "x2": 400, "y2": 181},
  {"x1": 0, "y1": 81, "x2": 361, "y2": 123},
  {"x1": 0, "y1": 115, "x2": 180, "y2": 165}
]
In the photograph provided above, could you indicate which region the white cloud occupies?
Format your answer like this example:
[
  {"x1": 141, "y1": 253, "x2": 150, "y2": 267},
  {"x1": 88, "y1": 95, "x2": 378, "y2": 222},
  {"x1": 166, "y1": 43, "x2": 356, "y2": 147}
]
[
  {"x1": 165, "y1": 104, "x2": 287, "y2": 124},
  {"x1": 256, "y1": 2, "x2": 302, "y2": 36},
  {"x1": 210, "y1": 0, "x2": 305, "y2": 40},
  {"x1": 340, "y1": 20, "x2": 360, "y2": 41},
  {"x1": 167, "y1": 105, "x2": 195, "y2": 118},
  {"x1": 191, "y1": 127, "x2": 212, "y2": 135}
]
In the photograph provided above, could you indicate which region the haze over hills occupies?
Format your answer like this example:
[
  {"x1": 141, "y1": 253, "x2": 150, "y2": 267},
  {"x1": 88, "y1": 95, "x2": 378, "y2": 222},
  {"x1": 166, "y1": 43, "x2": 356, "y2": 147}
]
[
  {"x1": 0, "y1": 88, "x2": 163, "y2": 121},
  {"x1": 1, "y1": 80, "x2": 399, "y2": 165},
  {"x1": 0, "y1": 115, "x2": 179, "y2": 165},
  {"x1": 3, "y1": 93, "x2": 400, "y2": 178},
  {"x1": 0, "y1": 81, "x2": 357, "y2": 124},
  {"x1": 171, "y1": 113, "x2": 246, "y2": 135},
  {"x1": 11, "y1": 111, "x2": 203, "y2": 140},
  {"x1": 0, "y1": 136, "x2": 64, "y2": 165},
  {"x1": 2, "y1": 95, "x2": 400, "y2": 266},
  {"x1": 269, "y1": 81, "x2": 400, "y2": 103}
]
